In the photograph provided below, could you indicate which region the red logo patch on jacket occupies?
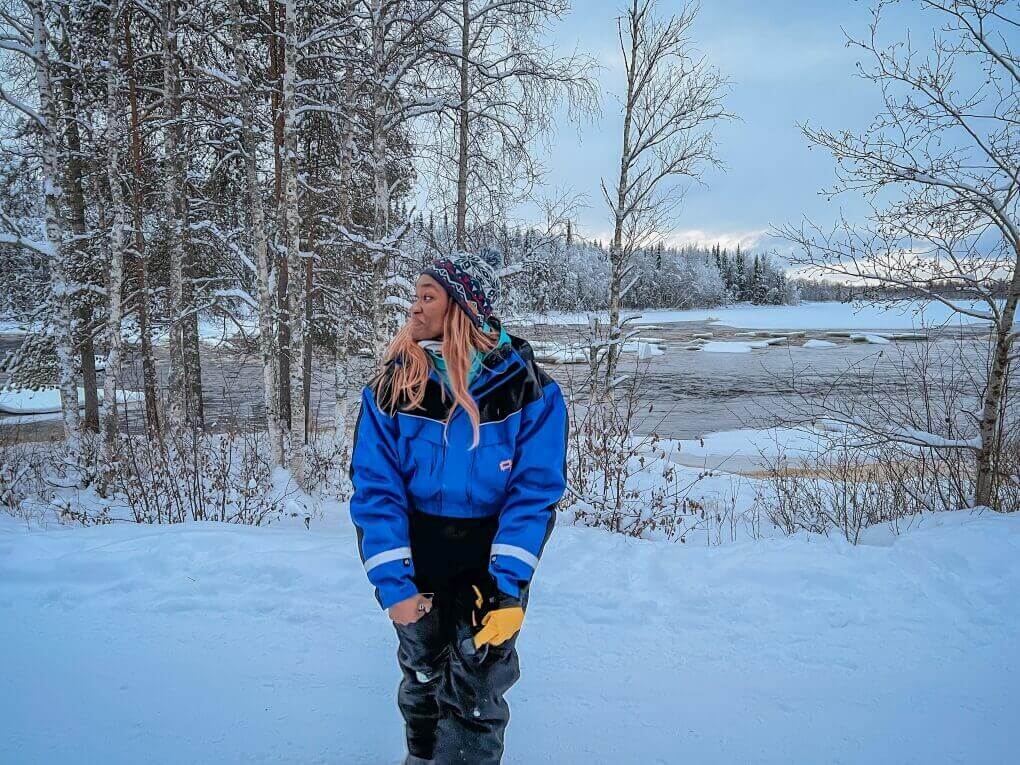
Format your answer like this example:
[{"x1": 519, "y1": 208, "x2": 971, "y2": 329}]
[{"x1": 499, "y1": 459, "x2": 513, "y2": 472}]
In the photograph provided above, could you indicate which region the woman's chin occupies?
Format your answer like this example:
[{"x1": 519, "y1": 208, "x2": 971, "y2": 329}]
[{"x1": 409, "y1": 324, "x2": 438, "y2": 342}]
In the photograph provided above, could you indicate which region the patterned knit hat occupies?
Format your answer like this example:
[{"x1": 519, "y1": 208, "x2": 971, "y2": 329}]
[{"x1": 423, "y1": 247, "x2": 502, "y2": 329}]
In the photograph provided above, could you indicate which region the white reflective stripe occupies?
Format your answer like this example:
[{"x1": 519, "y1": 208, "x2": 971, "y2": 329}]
[
  {"x1": 479, "y1": 409, "x2": 521, "y2": 426},
  {"x1": 490, "y1": 543, "x2": 539, "y2": 569},
  {"x1": 364, "y1": 546, "x2": 412, "y2": 573}
]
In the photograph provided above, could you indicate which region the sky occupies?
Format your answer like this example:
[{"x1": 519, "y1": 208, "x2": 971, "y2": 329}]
[{"x1": 523, "y1": 0, "x2": 935, "y2": 257}]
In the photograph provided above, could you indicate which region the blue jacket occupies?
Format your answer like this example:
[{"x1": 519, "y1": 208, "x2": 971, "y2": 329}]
[{"x1": 349, "y1": 328, "x2": 569, "y2": 609}]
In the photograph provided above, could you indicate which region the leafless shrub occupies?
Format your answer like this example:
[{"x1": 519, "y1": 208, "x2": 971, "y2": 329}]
[
  {"x1": 104, "y1": 426, "x2": 293, "y2": 526},
  {"x1": 763, "y1": 332, "x2": 1017, "y2": 514},
  {"x1": 753, "y1": 428, "x2": 1020, "y2": 545},
  {"x1": 562, "y1": 337, "x2": 726, "y2": 541},
  {"x1": 304, "y1": 430, "x2": 353, "y2": 502}
]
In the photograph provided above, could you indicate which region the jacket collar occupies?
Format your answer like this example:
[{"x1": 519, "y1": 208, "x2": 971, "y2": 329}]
[{"x1": 418, "y1": 317, "x2": 525, "y2": 398}]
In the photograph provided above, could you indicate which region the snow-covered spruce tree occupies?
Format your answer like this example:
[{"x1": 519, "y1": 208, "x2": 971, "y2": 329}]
[
  {"x1": 778, "y1": 0, "x2": 1020, "y2": 510},
  {"x1": 428, "y1": 0, "x2": 597, "y2": 250},
  {"x1": 601, "y1": 0, "x2": 729, "y2": 391}
]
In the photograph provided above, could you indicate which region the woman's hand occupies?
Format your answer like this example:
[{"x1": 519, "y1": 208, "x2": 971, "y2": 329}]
[{"x1": 388, "y1": 593, "x2": 433, "y2": 626}]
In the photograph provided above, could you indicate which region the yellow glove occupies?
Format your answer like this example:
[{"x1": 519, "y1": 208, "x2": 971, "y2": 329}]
[{"x1": 473, "y1": 606, "x2": 525, "y2": 649}]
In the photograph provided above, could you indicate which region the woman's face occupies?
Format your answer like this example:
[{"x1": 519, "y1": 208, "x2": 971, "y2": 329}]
[{"x1": 408, "y1": 274, "x2": 449, "y2": 341}]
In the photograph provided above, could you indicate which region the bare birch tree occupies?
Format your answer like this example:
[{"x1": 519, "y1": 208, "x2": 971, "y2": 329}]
[
  {"x1": 228, "y1": 0, "x2": 284, "y2": 466},
  {"x1": 103, "y1": 0, "x2": 128, "y2": 451},
  {"x1": 281, "y1": 0, "x2": 307, "y2": 481},
  {"x1": 601, "y1": 0, "x2": 729, "y2": 389},
  {"x1": 432, "y1": 0, "x2": 597, "y2": 250},
  {"x1": 0, "y1": 0, "x2": 82, "y2": 449},
  {"x1": 345, "y1": 0, "x2": 448, "y2": 357},
  {"x1": 777, "y1": 0, "x2": 1019, "y2": 508},
  {"x1": 162, "y1": 0, "x2": 192, "y2": 429}
]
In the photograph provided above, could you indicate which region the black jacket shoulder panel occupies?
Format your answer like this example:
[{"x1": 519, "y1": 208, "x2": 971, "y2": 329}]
[
  {"x1": 475, "y1": 335, "x2": 555, "y2": 423},
  {"x1": 372, "y1": 362, "x2": 452, "y2": 420},
  {"x1": 508, "y1": 334, "x2": 555, "y2": 391}
]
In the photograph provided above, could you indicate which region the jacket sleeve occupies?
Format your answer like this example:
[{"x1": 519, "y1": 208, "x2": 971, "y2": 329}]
[
  {"x1": 349, "y1": 384, "x2": 418, "y2": 609},
  {"x1": 488, "y1": 378, "x2": 568, "y2": 599}
]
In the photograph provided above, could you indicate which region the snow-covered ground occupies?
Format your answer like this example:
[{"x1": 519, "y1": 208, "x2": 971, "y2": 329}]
[
  {"x1": 1, "y1": 508, "x2": 1017, "y2": 764},
  {"x1": 519, "y1": 300, "x2": 995, "y2": 330}
]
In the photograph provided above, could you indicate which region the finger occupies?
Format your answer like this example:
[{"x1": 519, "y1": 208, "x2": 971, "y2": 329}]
[{"x1": 473, "y1": 622, "x2": 498, "y2": 649}]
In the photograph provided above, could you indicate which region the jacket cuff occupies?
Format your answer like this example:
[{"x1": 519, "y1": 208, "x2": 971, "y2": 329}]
[
  {"x1": 490, "y1": 569, "x2": 523, "y2": 601},
  {"x1": 377, "y1": 579, "x2": 419, "y2": 610}
]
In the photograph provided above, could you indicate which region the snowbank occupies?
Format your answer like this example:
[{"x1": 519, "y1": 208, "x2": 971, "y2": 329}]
[
  {"x1": 0, "y1": 509, "x2": 1016, "y2": 763},
  {"x1": 0, "y1": 318, "x2": 29, "y2": 337},
  {"x1": 0, "y1": 387, "x2": 144, "y2": 415},
  {"x1": 664, "y1": 425, "x2": 852, "y2": 471}
]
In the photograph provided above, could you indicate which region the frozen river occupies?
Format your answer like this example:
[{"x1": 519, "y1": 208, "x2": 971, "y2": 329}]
[{"x1": 0, "y1": 301, "x2": 998, "y2": 443}]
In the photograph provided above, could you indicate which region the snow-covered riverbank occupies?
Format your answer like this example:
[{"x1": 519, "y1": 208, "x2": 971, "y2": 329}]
[
  {"x1": 516, "y1": 299, "x2": 996, "y2": 330},
  {"x1": 1, "y1": 508, "x2": 1016, "y2": 764}
]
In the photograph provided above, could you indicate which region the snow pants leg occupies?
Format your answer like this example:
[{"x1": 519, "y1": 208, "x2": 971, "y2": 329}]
[{"x1": 394, "y1": 586, "x2": 524, "y2": 765}]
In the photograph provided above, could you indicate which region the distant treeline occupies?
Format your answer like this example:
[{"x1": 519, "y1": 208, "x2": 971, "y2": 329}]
[{"x1": 411, "y1": 219, "x2": 804, "y2": 316}]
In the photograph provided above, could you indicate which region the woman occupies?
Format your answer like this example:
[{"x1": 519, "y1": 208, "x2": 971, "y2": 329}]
[{"x1": 348, "y1": 248, "x2": 569, "y2": 765}]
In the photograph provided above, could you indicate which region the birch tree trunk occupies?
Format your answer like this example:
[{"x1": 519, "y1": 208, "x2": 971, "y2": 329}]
[
  {"x1": 57, "y1": 27, "x2": 99, "y2": 433},
  {"x1": 268, "y1": 0, "x2": 291, "y2": 427},
  {"x1": 163, "y1": 0, "x2": 190, "y2": 428},
  {"x1": 333, "y1": 65, "x2": 356, "y2": 436},
  {"x1": 28, "y1": 0, "x2": 80, "y2": 450},
  {"x1": 604, "y1": 22, "x2": 639, "y2": 391},
  {"x1": 454, "y1": 0, "x2": 469, "y2": 251},
  {"x1": 282, "y1": 0, "x2": 306, "y2": 482},
  {"x1": 231, "y1": 0, "x2": 284, "y2": 466},
  {"x1": 103, "y1": 2, "x2": 127, "y2": 452},
  {"x1": 369, "y1": 5, "x2": 396, "y2": 359},
  {"x1": 975, "y1": 251, "x2": 1020, "y2": 507}
]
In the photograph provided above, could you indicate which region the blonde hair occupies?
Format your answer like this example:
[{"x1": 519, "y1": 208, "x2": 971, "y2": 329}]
[{"x1": 374, "y1": 301, "x2": 498, "y2": 447}]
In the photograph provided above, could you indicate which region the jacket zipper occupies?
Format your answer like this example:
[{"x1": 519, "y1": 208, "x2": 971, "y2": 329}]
[
  {"x1": 440, "y1": 422, "x2": 447, "y2": 515},
  {"x1": 432, "y1": 351, "x2": 524, "y2": 516}
]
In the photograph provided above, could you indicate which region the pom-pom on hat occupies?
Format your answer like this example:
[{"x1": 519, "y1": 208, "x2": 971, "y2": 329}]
[{"x1": 423, "y1": 247, "x2": 502, "y2": 330}]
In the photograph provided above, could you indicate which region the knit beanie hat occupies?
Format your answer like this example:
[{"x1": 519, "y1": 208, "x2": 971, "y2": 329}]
[{"x1": 422, "y1": 247, "x2": 502, "y2": 330}]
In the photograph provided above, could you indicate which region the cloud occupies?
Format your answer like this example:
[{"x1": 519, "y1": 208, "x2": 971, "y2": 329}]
[
  {"x1": 576, "y1": 226, "x2": 779, "y2": 253},
  {"x1": 663, "y1": 228, "x2": 769, "y2": 251}
]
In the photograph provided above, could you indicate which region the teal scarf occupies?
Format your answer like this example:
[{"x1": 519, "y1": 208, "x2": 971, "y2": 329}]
[{"x1": 420, "y1": 324, "x2": 511, "y2": 389}]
